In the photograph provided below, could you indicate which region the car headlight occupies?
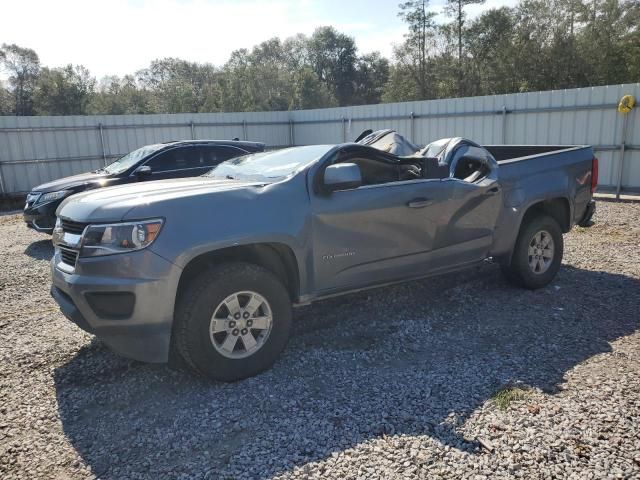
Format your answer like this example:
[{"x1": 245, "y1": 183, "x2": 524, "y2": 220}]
[
  {"x1": 80, "y1": 219, "x2": 164, "y2": 257},
  {"x1": 38, "y1": 190, "x2": 71, "y2": 203}
]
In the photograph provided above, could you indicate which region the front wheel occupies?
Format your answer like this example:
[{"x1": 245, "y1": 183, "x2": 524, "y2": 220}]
[
  {"x1": 174, "y1": 262, "x2": 292, "y2": 381},
  {"x1": 501, "y1": 214, "x2": 564, "y2": 289}
]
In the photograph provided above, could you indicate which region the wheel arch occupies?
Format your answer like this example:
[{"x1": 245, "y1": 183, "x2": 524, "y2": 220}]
[
  {"x1": 175, "y1": 242, "x2": 301, "y2": 309},
  {"x1": 521, "y1": 197, "x2": 571, "y2": 234},
  {"x1": 498, "y1": 196, "x2": 570, "y2": 265}
]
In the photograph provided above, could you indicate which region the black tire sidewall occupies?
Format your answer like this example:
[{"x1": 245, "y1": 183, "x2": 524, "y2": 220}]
[
  {"x1": 179, "y1": 263, "x2": 292, "y2": 381},
  {"x1": 510, "y1": 215, "x2": 564, "y2": 289}
]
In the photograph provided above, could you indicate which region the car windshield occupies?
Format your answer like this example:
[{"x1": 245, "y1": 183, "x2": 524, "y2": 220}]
[
  {"x1": 206, "y1": 145, "x2": 333, "y2": 182},
  {"x1": 102, "y1": 144, "x2": 166, "y2": 175}
]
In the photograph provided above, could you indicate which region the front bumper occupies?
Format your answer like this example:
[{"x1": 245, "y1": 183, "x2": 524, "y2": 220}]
[
  {"x1": 23, "y1": 200, "x2": 61, "y2": 233},
  {"x1": 50, "y1": 248, "x2": 183, "y2": 363}
]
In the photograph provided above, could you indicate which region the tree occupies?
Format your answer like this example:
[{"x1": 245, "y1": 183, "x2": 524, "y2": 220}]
[
  {"x1": 2, "y1": 5, "x2": 640, "y2": 116},
  {"x1": 393, "y1": 1, "x2": 439, "y2": 99},
  {"x1": 466, "y1": 7, "x2": 520, "y2": 94},
  {"x1": 0, "y1": 43, "x2": 40, "y2": 115},
  {"x1": 137, "y1": 58, "x2": 222, "y2": 113},
  {"x1": 282, "y1": 34, "x2": 312, "y2": 71},
  {"x1": 220, "y1": 49, "x2": 253, "y2": 112},
  {"x1": 575, "y1": 0, "x2": 638, "y2": 85},
  {"x1": 291, "y1": 66, "x2": 337, "y2": 109},
  {"x1": 621, "y1": 0, "x2": 640, "y2": 80},
  {"x1": 307, "y1": 27, "x2": 359, "y2": 106},
  {"x1": 353, "y1": 52, "x2": 390, "y2": 105},
  {"x1": 444, "y1": 0, "x2": 485, "y2": 94},
  {"x1": 246, "y1": 38, "x2": 295, "y2": 111},
  {"x1": 219, "y1": 37, "x2": 335, "y2": 111},
  {"x1": 88, "y1": 75, "x2": 156, "y2": 114},
  {"x1": 0, "y1": 80, "x2": 12, "y2": 115},
  {"x1": 33, "y1": 65, "x2": 95, "y2": 115}
]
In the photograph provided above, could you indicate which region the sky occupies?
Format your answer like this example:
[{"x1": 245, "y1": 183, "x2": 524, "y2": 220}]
[{"x1": 2, "y1": 0, "x2": 518, "y2": 80}]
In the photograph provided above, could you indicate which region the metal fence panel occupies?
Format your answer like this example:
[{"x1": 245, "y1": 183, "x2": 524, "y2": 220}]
[{"x1": 0, "y1": 83, "x2": 638, "y2": 195}]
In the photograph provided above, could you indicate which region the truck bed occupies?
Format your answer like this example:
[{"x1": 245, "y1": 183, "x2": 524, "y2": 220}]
[
  {"x1": 483, "y1": 144, "x2": 595, "y2": 245},
  {"x1": 483, "y1": 145, "x2": 588, "y2": 163}
]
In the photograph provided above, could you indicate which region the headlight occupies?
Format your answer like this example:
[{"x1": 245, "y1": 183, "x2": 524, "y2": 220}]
[
  {"x1": 80, "y1": 219, "x2": 164, "y2": 257},
  {"x1": 38, "y1": 190, "x2": 71, "y2": 203}
]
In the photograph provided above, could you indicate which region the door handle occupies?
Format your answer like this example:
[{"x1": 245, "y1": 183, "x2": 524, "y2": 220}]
[
  {"x1": 407, "y1": 198, "x2": 433, "y2": 208},
  {"x1": 485, "y1": 186, "x2": 501, "y2": 195}
]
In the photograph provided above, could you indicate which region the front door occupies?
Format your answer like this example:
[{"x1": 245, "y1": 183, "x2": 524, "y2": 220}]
[
  {"x1": 141, "y1": 146, "x2": 202, "y2": 180},
  {"x1": 310, "y1": 178, "x2": 453, "y2": 293}
]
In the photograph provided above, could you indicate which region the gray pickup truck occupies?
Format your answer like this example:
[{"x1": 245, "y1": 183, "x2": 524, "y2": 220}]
[{"x1": 50, "y1": 133, "x2": 597, "y2": 381}]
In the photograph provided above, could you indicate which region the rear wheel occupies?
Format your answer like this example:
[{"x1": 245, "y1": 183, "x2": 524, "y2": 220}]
[
  {"x1": 501, "y1": 214, "x2": 563, "y2": 289},
  {"x1": 174, "y1": 262, "x2": 292, "y2": 381}
]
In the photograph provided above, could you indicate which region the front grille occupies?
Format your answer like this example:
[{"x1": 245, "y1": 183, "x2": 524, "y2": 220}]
[
  {"x1": 61, "y1": 219, "x2": 88, "y2": 235},
  {"x1": 59, "y1": 246, "x2": 79, "y2": 267}
]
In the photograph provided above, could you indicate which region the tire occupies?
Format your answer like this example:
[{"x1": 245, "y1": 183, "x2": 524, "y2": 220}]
[
  {"x1": 174, "y1": 262, "x2": 292, "y2": 382},
  {"x1": 501, "y1": 214, "x2": 564, "y2": 290}
]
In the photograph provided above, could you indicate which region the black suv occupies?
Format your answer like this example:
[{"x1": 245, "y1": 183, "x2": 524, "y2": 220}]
[{"x1": 23, "y1": 139, "x2": 264, "y2": 233}]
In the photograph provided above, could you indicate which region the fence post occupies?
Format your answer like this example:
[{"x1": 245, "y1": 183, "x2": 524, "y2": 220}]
[
  {"x1": 0, "y1": 131, "x2": 5, "y2": 195},
  {"x1": 501, "y1": 106, "x2": 507, "y2": 144},
  {"x1": 190, "y1": 121, "x2": 195, "y2": 140},
  {"x1": 242, "y1": 120, "x2": 248, "y2": 141},
  {"x1": 341, "y1": 117, "x2": 346, "y2": 143},
  {"x1": 98, "y1": 123, "x2": 107, "y2": 167},
  {"x1": 410, "y1": 112, "x2": 415, "y2": 142},
  {"x1": 289, "y1": 119, "x2": 295, "y2": 146},
  {"x1": 0, "y1": 162, "x2": 5, "y2": 196},
  {"x1": 615, "y1": 114, "x2": 629, "y2": 199}
]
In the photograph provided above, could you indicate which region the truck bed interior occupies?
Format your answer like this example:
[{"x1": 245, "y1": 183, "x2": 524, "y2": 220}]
[{"x1": 484, "y1": 145, "x2": 581, "y2": 162}]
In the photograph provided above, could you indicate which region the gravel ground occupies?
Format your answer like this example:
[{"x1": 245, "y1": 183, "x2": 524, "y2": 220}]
[{"x1": 1, "y1": 201, "x2": 639, "y2": 479}]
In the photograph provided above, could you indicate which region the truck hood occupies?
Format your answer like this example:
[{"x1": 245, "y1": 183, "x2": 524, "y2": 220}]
[
  {"x1": 57, "y1": 177, "x2": 264, "y2": 223},
  {"x1": 32, "y1": 171, "x2": 111, "y2": 193}
]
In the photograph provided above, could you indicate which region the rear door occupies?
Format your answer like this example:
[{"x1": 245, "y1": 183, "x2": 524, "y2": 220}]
[{"x1": 199, "y1": 145, "x2": 250, "y2": 172}]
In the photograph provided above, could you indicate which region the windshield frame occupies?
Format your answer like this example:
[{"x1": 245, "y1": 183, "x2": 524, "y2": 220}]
[
  {"x1": 102, "y1": 143, "x2": 167, "y2": 175},
  {"x1": 205, "y1": 145, "x2": 334, "y2": 183}
]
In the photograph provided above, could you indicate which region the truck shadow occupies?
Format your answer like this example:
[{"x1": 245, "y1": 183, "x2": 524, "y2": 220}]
[
  {"x1": 53, "y1": 264, "x2": 639, "y2": 478},
  {"x1": 23, "y1": 239, "x2": 54, "y2": 260}
]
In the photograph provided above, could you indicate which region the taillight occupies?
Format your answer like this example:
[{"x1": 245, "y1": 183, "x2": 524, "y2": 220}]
[{"x1": 591, "y1": 157, "x2": 599, "y2": 193}]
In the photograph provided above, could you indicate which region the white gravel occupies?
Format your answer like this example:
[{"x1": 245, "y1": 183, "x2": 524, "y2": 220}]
[{"x1": 1, "y1": 201, "x2": 639, "y2": 479}]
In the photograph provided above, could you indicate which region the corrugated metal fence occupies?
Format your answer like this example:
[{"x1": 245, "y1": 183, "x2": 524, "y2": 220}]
[{"x1": 1, "y1": 83, "x2": 638, "y2": 196}]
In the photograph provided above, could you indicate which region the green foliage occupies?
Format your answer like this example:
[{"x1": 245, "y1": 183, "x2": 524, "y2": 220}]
[
  {"x1": 386, "y1": 0, "x2": 640, "y2": 101},
  {"x1": 0, "y1": 81, "x2": 12, "y2": 115},
  {"x1": 353, "y1": 52, "x2": 390, "y2": 105},
  {"x1": 88, "y1": 76, "x2": 155, "y2": 115},
  {"x1": 395, "y1": 0, "x2": 439, "y2": 99},
  {"x1": 137, "y1": 58, "x2": 222, "y2": 113},
  {"x1": 445, "y1": 0, "x2": 485, "y2": 95},
  {"x1": 307, "y1": 26, "x2": 359, "y2": 106},
  {"x1": 0, "y1": 43, "x2": 40, "y2": 115},
  {"x1": 291, "y1": 67, "x2": 337, "y2": 110},
  {"x1": 33, "y1": 65, "x2": 95, "y2": 115},
  {"x1": 492, "y1": 385, "x2": 528, "y2": 410},
  {"x1": 1, "y1": 0, "x2": 639, "y2": 116}
]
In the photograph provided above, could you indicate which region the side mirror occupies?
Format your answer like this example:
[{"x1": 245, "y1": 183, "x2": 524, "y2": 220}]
[
  {"x1": 133, "y1": 165, "x2": 152, "y2": 179},
  {"x1": 323, "y1": 163, "x2": 362, "y2": 192}
]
